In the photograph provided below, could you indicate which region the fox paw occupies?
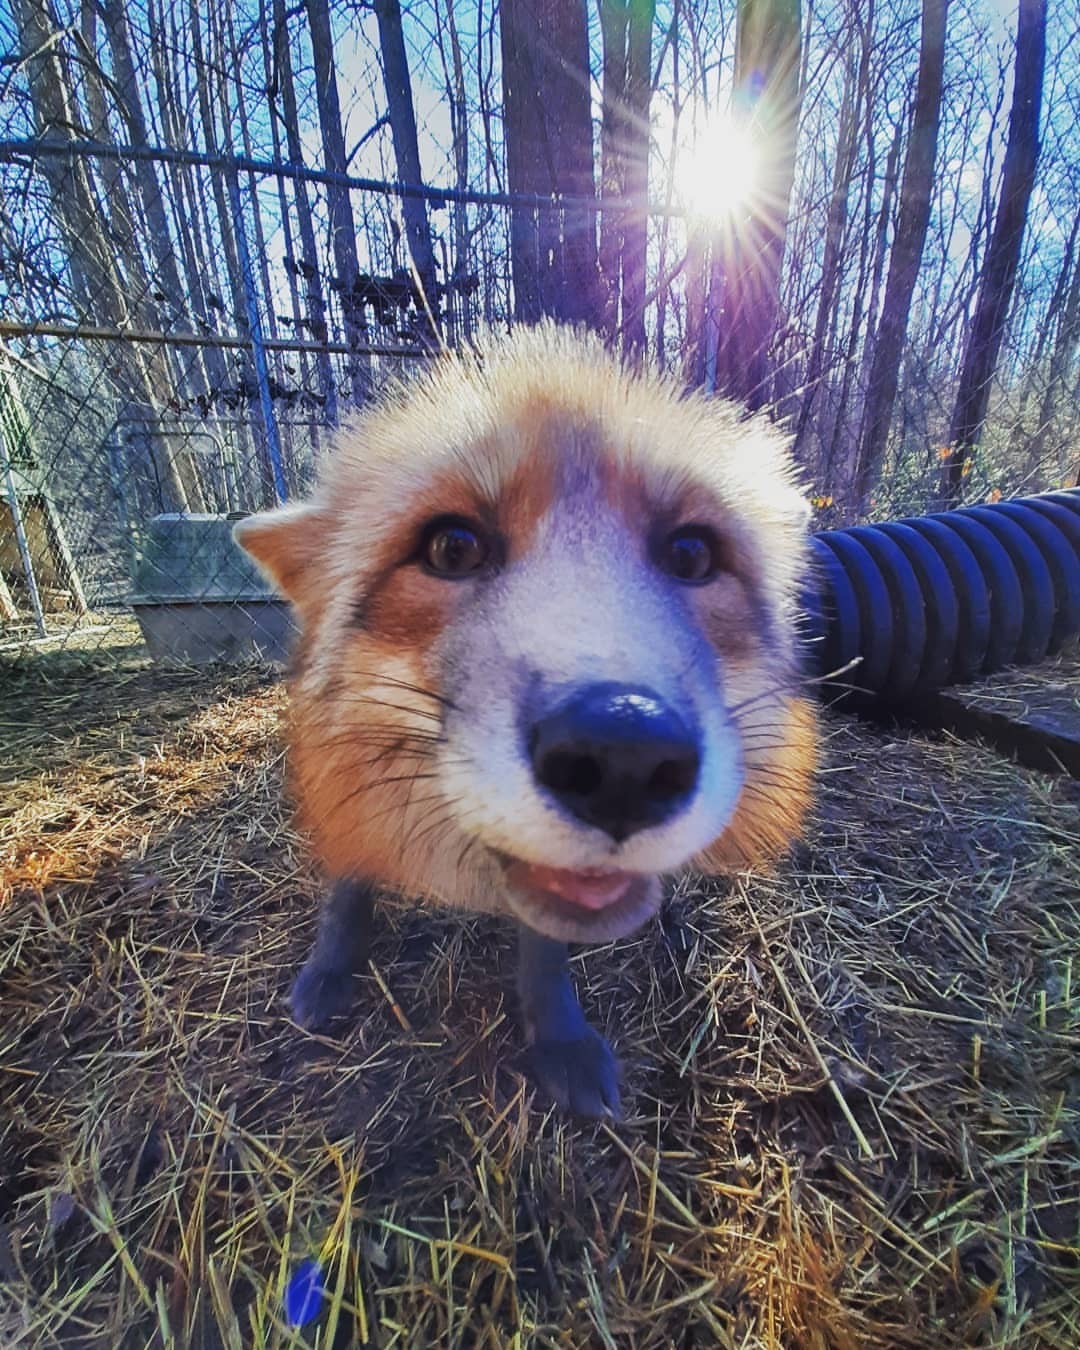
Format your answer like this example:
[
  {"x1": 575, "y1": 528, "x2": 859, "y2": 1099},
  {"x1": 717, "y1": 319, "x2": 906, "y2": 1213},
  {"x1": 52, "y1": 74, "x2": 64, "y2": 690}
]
[
  {"x1": 523, "y1": 1029, "x2": 622, "y2": 1120},
  {"x1": 289, "y1": 961, "x2": 357, "y2": 1030}
]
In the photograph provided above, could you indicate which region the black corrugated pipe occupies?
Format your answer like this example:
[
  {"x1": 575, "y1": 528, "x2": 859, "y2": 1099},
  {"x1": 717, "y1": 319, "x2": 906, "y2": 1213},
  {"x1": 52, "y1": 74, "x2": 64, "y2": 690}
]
[{"x1": 802, "y1": 489, "x2": 1080, "y2": 700}]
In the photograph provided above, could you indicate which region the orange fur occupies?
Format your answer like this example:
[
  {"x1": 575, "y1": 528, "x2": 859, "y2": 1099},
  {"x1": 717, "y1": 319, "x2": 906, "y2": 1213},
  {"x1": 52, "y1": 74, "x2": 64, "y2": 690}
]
[
  {"x1": 364, "y1": 569, "x2": 453, "y2": 649},
  {"x1": 696, "y1": 694, "x2": 817, "y2": 871}
]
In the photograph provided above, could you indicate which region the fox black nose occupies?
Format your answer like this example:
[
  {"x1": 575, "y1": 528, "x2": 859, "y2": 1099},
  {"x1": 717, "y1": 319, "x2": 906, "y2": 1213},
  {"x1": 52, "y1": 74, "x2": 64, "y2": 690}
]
[{"x1": 529, "y1": 683, "x2": 700, "y2": 841}]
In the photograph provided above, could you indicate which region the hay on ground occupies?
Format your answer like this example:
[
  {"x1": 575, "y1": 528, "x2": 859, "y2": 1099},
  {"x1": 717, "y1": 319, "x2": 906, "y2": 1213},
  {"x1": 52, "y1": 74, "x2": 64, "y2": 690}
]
[{"x1": 1, "y1": 652, "x2": 1077, "y2": 1347}]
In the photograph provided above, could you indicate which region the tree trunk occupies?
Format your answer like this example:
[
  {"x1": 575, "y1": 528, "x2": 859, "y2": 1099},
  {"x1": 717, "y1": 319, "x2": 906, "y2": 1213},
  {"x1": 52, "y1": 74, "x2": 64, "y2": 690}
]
[
  {"x1": 597, "y1": 0, "x2": 654, "y2": 354},
  {"x1": 14, "y1": 0, "x2": 195, "y2": 512},
  {"x1": 77, "y1": 0, "x2": 144, "y2": 288},
  {"x1": 499, "y1": 0, "x2": 599, "y2": 325},
  {"x1": 271, "y1": 0, "x2": 337, "y2": 425},
  {"x1": 712, "y1": 0, "x2": 802, "y2": 409},
  {"x1": 187, "y1": 0, "x2": 280, "y2": 505},
  {"x1": 373, "y1": 0, "x2": 440, "y2": 338},
  {"x1": 652, "y1": 0, "x2": 683, "y2": 372},
  {"x1": 102, "y1": 0, "x2": 222, "y2": 498},
  {"x1": 223, "y1": 3, "x2": 279, "y2": 350},
  {"x1": 598, "y1": 1, "x2": 629, "y2": 337},
  {"x1": 794, "y1": 33, "x2": 861, "y2": 453},
  {"x1": 147, "y1": 0, "x2": 232, "y2": 434},
  {"x1": 621, "y1": 0, "x2": 655, "y2": 357},
  {"x1": 435, "y1": 0, "x2": 472, "y2": 340},
  {"x1": 305, "y1": 0, "x2": 369, "y2": 399},
  {"x1": 188, "y1": 0, "x2": 245, "y2": 327},
  {"x1": 1026, "y1": 206, "x2": 1080, "y2": 481},
  {"x1": 943, "y1": 0, "x2": 1046, "y2": 504},
  {"x1": 259, "y1": 0, "x2": 314, "y2": 463},
  {"x1": 853, "y1": 0, "x2": 949, "y2": 513},
  {"x1": 102, "y1": 0, "x2": 187, "y2": 323}
]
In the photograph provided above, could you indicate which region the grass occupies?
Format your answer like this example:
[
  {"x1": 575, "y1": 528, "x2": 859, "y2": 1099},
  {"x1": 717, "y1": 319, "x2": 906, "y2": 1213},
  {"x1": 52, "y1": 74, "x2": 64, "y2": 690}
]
[{"x1": 1, "y1": 651, "x2": 1077, "y2": 1347}]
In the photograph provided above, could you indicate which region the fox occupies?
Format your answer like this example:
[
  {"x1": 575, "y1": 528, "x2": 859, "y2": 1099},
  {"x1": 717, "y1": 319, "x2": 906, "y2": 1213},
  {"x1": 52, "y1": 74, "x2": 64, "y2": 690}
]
[{"x1": 235, "y1": 323, "x2": 816, "y2": 1119}]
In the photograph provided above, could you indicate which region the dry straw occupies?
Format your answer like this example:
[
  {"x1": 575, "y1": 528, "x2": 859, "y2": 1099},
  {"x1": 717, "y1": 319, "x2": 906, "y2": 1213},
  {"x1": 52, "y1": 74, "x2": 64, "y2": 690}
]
[{"x1": 1, "y1": 638, "x2": 1077, "y2": 1346}]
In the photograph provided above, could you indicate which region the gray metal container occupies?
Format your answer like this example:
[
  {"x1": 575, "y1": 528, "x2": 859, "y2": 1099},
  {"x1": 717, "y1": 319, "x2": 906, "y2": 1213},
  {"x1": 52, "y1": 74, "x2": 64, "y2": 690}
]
[{"x1": 130, "y1": 513, "x2": 298, "y2": 665}]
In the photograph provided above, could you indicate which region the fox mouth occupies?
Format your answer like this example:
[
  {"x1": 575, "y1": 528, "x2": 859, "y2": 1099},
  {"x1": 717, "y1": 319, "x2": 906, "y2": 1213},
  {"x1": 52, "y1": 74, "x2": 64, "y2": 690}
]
[{"x1": 494, "y1": 853, "x2": 663, "y2": 941}]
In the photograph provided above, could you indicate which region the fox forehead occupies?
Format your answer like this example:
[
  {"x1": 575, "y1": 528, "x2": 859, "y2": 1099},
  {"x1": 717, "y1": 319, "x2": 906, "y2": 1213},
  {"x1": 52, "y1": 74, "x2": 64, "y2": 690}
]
[{"x1": 316, "y1": 330, "x2": 807, "y2": 586}]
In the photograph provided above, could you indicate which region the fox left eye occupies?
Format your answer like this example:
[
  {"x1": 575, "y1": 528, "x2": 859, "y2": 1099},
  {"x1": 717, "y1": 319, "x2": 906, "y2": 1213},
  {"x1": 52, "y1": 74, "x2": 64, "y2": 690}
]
[
  {"x1": 660, "y1": 525, "x2": 723, "y2": 584},
  {"x1": 421, "y1": 516, "x2": 489, "y2": 577}
]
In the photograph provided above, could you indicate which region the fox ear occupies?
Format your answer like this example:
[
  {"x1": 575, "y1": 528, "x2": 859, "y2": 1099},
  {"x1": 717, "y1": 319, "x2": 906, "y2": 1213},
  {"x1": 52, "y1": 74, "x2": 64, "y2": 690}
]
[{"x1": 233, "y1": 503, "x2": 329, "y2": 602}]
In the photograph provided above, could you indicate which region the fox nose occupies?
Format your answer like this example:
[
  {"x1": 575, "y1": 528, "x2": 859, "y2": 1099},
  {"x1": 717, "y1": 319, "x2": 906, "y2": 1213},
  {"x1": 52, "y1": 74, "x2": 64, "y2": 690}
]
[{"x1": 529, "y1": 683, "x2": 700, "y2": 841}]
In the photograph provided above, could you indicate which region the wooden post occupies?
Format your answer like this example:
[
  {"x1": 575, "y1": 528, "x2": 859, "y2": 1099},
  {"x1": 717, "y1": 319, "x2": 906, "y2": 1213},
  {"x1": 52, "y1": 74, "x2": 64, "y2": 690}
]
[{"x1": 2, "y1": 457, "x2": 46, "y2": 637}]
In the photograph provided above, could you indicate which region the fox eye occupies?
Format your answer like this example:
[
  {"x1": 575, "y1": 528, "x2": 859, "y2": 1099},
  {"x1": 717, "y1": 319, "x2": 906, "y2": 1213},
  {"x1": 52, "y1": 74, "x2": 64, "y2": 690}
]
[
  {"x1": 420, "y1": 516, "x2": 489, "y2": 578},
  {"x1": 660, "y1": 525, "x2": 724, "y2": 584}
]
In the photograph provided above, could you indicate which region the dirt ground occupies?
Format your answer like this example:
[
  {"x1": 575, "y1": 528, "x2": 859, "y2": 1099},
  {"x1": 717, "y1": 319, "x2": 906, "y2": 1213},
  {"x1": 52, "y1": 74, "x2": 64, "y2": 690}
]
[{"x1": 1, "y1": 641, "x2": 1077, "y2": 1347}]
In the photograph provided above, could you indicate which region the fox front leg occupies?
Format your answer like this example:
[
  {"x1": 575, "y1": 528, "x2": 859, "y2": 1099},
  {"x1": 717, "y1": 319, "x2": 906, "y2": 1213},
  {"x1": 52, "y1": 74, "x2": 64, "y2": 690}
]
[
  {"x1": 516, "y1": 924, "x2": 622, "y2": 1120},
  {"x1": 289, "y1": 879, "x2": 376, "y2": 1029}
]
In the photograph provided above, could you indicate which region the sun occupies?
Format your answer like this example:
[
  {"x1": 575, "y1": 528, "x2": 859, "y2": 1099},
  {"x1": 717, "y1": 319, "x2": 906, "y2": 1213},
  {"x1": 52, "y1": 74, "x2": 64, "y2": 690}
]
[{"x1": 675, "y1": 114, "x2": 760, "y2": 223}]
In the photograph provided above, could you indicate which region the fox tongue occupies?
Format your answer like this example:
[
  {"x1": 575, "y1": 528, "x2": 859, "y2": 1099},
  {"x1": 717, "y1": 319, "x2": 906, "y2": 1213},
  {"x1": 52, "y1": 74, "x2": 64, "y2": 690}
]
[{"x1": 508, "y1": 862, "x2": 634, "y2": 911}]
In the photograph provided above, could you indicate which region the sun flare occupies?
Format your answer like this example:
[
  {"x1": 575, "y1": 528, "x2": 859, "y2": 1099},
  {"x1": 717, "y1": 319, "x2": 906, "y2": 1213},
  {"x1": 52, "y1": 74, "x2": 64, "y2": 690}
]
[{"x1": 675, "y1": 115, "x2": 760, "y2": 222}]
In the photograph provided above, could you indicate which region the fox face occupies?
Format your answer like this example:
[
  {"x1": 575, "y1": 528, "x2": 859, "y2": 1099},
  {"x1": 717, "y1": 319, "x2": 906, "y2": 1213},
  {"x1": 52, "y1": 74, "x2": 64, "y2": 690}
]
[{"x1": 237, "y1": 324, "x2": 816, "y2": 945}]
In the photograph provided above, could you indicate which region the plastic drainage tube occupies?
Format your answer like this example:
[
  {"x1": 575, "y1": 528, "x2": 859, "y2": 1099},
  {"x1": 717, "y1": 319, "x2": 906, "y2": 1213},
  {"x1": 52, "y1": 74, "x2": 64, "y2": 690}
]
[{"x1": 802, "y1": 488, "x2": 1080, "y2": 700}]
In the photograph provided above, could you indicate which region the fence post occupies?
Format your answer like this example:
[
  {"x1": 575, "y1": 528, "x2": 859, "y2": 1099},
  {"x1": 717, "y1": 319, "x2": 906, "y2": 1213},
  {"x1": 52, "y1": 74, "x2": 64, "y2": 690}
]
[{"x1": 225, "y1": 159, "x2": 289, "y2": 505}]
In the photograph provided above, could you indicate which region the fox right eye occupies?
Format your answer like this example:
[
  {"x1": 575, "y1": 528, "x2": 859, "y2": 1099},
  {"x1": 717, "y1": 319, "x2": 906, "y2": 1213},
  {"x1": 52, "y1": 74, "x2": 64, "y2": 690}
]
[
  {"x1": 420, "y1": 516, "x2": 490, "y2": 578},
  {"x1": 658, "y1": 524, "x2": 726, "y2": 584}
]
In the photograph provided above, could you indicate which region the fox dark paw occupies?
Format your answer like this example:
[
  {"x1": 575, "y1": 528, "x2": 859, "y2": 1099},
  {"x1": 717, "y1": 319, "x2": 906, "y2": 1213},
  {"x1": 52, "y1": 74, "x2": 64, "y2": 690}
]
[
  {"x1": 289, "y1": 961, "x2": 357, "y2": 1030},
  {"x1": 523, "y1": 1029, "x2": 622, "y2": 1120}
]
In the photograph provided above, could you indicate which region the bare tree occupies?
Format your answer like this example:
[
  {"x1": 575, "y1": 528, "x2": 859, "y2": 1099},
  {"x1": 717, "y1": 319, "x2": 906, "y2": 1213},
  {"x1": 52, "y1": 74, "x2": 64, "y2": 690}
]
[
  {"x1": 432, "y1": 0, "x2": 473, "y2": 339},
  {"x1": 373, "y1": 0, "x2": 439, "y2": 335},
  {"x1": 187, "y1": 0, "x2": 245, "y2": 328},
  {"x1": 1026, "y1": 205, "x2": 1080, "y2": 478},
  {"x1": 144, "y1": 0, "x2": 233, "y2": 420},
  {"x1": 13, "y1": 0, "x2": 202, "y2": 511},
  {"x1": 500, "y1": 0, "x2": 600, "y2": 323},
  {"x1": 713, "y1": 0, "x2": 802, "y2": 408},
  {"x1": 598, "y1": 0, "x2": 656, "y2": 355},
  {"x1": 794, "y1": 7, "x2": 867, "y2": 453},
  {"x1": 852, "y1": 0, "x2": 949, "y2": 512},
  {"x1": 305, "y1": 0, "x2": 369, "y2": 398},
  {"x1": 943, "y1": 0, "x2": 1047, "y2": 503},
  {"x1": 270, "y1": 0, "x2": 338, "y2": 424},
  {"x1": 101, "y1": 5, "x2": 211, "y2": 344},
  {"x1": 651, "y1": 0, "x2": 687, "y2": 371},
  {"x1": 77, "y1": 0, "x2": 143, "y2": 287}
]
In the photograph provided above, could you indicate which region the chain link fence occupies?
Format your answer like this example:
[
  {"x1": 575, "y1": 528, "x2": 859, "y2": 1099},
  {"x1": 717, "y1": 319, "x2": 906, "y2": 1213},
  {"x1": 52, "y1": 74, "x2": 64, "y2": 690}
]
[{"x1": 0, "y1": 140, "x2": 537, "y2": 669}]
